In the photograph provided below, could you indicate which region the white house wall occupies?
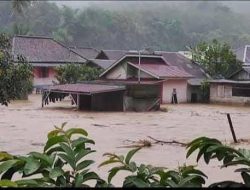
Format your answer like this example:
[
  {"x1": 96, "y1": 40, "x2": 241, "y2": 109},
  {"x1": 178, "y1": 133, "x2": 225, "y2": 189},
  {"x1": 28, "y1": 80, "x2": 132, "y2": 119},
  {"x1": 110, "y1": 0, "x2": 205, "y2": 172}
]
[{"x1": 162, "y1": 79, "x2": 187, "y2": 103}]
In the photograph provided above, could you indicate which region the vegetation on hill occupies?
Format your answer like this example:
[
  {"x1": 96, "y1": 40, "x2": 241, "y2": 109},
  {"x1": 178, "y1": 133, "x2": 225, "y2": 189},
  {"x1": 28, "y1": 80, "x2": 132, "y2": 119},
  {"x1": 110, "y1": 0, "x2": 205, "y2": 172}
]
[{"x1": 1, "y1": 1, "x2": 250, "y2": 50}]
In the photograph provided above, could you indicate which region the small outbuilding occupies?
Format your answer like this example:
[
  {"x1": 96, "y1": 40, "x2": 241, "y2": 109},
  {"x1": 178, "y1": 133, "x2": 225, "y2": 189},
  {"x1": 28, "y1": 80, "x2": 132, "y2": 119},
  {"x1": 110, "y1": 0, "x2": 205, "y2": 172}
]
[
  {"x1": 42, "y1": 83, "x2": 126, "y2": 111},
  {"x1": 209, "y1": 79, "x2": 250, "y2": 105}
]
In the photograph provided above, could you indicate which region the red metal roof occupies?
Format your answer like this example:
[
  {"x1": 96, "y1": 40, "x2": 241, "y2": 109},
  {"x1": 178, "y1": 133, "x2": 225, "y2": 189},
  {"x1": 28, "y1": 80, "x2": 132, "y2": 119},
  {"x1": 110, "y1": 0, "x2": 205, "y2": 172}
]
[
  {"x1": 130, "y1": 63, "x2": 193, "y2": 78},
  {"x1": 158, "y1": 52, "x2": 208, "y2": 78},
  {"x1": 46, "y1": 83, "x2": 126, "y2": 94}
]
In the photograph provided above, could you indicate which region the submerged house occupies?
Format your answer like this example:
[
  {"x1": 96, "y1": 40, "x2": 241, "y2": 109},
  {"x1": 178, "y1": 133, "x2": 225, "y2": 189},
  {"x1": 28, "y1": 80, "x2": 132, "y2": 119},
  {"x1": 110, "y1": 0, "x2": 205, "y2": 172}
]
[
  {"x1": 210, "y1": 65, "x2": 250, "y2": 105},
  {"x1": 209, "y1": 45, "x2": 250, "y2": 105},
  {"x1": 12, "y1": 35, "x2": 87, "y2": 88},
  {"x1": 156, "y1": 51, "x2": 209, "y2": 103},
  {"x1": 42, "y1": 52, "x2": 193, "y2": 111},
  {"x1": 42, "y1": 83, "x2": 126, "y2": 111},
  {"x1": 209, "y1": 79, "x2": 250, "y2": 105},
  {"x1": 97, "y1": 51, "x2": 194, "y2": 111},
  {"x1": 95, "y1": 50, "x2": 209, "y2": 103}
]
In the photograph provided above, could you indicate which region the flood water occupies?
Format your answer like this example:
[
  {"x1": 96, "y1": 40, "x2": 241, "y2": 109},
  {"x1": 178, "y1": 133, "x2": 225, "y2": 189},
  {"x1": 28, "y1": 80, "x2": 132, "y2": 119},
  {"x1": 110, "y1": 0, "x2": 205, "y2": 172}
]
[{"x1": 1, "y1": 94, "x2": 250, "y2": 186}]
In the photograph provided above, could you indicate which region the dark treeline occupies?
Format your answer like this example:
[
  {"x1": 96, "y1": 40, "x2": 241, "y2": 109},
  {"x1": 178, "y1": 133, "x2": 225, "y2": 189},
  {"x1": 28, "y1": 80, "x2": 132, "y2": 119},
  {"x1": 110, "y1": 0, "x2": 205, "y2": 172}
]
[{"x1": 1, "y1": 1, "x2": 250, "y2": 51}]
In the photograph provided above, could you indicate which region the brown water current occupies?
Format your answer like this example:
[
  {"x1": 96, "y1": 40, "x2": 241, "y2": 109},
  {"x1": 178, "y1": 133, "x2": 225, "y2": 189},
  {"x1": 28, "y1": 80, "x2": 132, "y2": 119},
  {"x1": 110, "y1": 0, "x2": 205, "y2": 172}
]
[{"x1": 1, "y1": 94, "x2": 250, "y2": 186}]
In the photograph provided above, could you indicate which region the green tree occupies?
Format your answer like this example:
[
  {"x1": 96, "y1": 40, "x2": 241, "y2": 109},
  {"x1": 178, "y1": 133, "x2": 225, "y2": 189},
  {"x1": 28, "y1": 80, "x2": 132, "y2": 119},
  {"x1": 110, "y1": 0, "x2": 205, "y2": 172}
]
[
  {"x1": 55, "y1": 64, "x2": 103, "y2": 84},
  {"x1": 190, "y1": 39, "x2": 242, "y2": 79},
  {"x1": 0, "y1": 33, "x2": 33, "y2": 105},
  {"x1": 11, "y1": 0, "x2": 31, "y2": 15}
]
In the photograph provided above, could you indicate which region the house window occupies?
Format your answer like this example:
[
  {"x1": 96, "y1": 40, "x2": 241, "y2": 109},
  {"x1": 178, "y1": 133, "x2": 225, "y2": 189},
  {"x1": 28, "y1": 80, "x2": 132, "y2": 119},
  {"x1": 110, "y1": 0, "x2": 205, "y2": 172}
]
[
  {"x1": 232, "y1": 85, "x2": 250, "y2": 97},
  {"x1": 39, "y1": 67, "x2": 49, "y2": 78}
]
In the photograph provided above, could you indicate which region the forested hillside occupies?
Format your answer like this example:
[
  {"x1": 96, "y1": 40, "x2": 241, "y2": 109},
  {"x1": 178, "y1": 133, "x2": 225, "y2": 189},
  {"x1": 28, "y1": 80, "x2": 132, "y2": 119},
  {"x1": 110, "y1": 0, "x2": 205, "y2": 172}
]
[{"x1": 1, "y1": 1, "x2": 250, "y2": 51}]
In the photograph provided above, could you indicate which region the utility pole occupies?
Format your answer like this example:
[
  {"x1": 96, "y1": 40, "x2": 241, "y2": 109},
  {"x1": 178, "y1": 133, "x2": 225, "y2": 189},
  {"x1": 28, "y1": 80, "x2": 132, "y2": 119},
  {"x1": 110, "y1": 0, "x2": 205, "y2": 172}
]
[{"x1": 138, "y1": 50, "x2": 141, "y2": 84}]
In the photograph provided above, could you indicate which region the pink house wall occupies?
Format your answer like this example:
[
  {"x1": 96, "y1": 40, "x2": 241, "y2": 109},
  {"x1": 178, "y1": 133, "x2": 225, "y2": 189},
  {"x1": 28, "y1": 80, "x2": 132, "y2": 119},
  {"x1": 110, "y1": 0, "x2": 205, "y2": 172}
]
[
  {"x1": 162, "y1": 79, "x2": 188, "y2": 103},
  {"x1": 33, "y1": 67, "x2": 57, "y2": 86}
]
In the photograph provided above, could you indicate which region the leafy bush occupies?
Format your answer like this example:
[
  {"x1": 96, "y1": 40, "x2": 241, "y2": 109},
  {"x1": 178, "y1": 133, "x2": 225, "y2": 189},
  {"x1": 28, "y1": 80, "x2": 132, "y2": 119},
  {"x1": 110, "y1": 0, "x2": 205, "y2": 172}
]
[
  {"x1": 0, "y1": 123, "x2": 105, "y2": 187},
  {"x1": 0, "y1": 33, "x2": 33, "y2": 105},
  {"x1": 55, "y1": 64, "x2": 103, "y2": 84},
  {"x1": 99, "y1": 148, "x2": 207, "y2": 187},
  {"x1": 187, "y1": 137, "x2": 250, "y2": 187}
]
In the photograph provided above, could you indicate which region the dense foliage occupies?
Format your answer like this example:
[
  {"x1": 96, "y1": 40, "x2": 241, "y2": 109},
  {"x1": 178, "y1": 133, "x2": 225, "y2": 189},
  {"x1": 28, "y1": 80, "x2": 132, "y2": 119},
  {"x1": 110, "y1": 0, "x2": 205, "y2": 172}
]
[
  {"x1": 55, "y1": 64, "x2": 103, "y2": 84},
  {"x1": 99, "y1": 149, "x2": 207, "y2": 187},
  {"x1": 0, "y1": 33, "x2": 33, "y2": 105},
  {"x1": 187, "y1": 137, "x2": 250, "y2": 187},
  {"x1": 191, "y1": 39, "x2": 242, "y2": 78},
  {"x1": 0, "y1": 123, "x2": 106, "y2": 187},
  {"x1": 1, "y1": 1, "x2": 250, "y2": 50},
  {"x1": 1, "y1": 124, "x2": 250, "y2": 187}
]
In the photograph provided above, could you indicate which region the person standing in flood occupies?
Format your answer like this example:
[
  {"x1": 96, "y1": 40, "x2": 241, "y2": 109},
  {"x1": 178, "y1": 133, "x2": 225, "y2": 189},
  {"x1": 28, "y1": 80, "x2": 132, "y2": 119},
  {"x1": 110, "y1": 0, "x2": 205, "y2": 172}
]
[{"x1": 171, "y1": 88, "x2": 178, "y2": 104}]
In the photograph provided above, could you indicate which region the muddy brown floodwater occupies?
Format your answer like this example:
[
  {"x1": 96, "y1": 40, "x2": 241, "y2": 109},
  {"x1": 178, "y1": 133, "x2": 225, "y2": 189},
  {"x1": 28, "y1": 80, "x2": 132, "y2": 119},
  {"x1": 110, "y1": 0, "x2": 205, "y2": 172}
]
[{"x1": 1, "y1": 94, "x2": 250, "y2": 186}]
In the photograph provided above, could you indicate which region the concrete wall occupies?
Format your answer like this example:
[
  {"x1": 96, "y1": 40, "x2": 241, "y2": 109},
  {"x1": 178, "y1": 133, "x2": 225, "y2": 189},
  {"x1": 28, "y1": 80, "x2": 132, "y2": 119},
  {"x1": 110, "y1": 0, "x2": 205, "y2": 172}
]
[
  {"x1": 162, "y1": 79, "x2": 188, "y2": 103},
  {"x1": 210, "y1": 83, "x2": 250, "y2": 104}
]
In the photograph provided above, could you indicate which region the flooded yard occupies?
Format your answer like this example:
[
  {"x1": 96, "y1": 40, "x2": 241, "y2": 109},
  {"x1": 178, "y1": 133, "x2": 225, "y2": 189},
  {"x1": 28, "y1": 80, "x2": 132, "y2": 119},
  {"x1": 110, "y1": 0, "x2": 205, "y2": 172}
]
[{"x1": 1, "y1": 94, "x2": 250, "y2": 186}]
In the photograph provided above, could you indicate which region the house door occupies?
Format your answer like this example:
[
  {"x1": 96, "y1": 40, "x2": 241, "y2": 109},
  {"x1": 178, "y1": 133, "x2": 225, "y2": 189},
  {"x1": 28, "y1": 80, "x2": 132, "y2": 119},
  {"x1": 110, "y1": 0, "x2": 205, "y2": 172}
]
[{"x1": 191, "y1": 93, "x2": 197, "y2": 103}]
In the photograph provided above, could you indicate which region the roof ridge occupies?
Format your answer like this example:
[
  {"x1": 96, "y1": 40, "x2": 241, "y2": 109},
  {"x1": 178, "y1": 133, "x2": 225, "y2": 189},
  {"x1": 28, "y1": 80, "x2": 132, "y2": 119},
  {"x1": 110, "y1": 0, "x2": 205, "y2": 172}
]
[
  {"x1": 14, "y1": 35, "x2": 52, "y2": 39},
  {"x1": 103, "y1": 49, "x2": 128, "y2": 52},
  {"x1": 70, "y1": 46, "x2": 100, "y2": 52}
]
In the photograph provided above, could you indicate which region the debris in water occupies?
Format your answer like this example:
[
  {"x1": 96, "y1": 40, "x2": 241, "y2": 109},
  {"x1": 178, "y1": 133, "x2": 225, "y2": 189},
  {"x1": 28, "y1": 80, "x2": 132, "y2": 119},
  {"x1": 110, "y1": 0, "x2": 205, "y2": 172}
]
[
  {"x1": 92, "y1": 124, "x2": 109, "y2": 128},
  {"x1": 147, "y1": 136, "x2": 187, "y2": 147},
  {"x1": 118, "y1": 139, "x2": 152, "y2": 148},
  {"x1": 31, "y1": 142, "x2": 44, "y2": 147}
]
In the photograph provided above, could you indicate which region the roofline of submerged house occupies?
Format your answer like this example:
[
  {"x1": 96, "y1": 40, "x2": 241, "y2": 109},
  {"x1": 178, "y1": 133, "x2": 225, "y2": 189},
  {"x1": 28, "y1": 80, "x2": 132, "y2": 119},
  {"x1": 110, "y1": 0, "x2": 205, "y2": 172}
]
[{"x1": 99, "y1": 54, "x2": 169, "y2": 77}]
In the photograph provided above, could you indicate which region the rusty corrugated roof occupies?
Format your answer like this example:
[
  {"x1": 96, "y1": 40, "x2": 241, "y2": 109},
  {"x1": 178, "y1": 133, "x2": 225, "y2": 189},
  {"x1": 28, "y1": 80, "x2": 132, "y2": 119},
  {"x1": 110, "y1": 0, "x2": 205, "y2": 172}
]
[
  {"x1": 157, "y1": 51, "x2": 208, "y2": 78},
  {"x1": 130, "y1": 62, "x2": 193, "y2": 79},
  {"x1": 46, "y1": 83, "x2": 125, "y2": 94}
]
